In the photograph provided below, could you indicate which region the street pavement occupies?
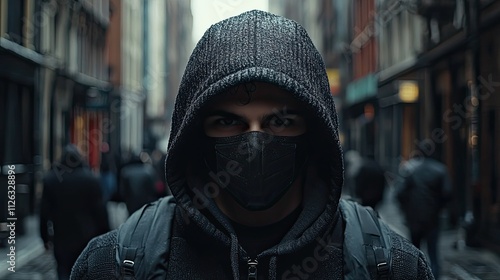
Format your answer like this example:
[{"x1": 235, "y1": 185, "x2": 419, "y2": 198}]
[
  {"x1": 0, "y1": 215, "x2": 56, "y2": 279},
  {"x1": 1, "y1": 196, "x2": 500, "y2": 279}
]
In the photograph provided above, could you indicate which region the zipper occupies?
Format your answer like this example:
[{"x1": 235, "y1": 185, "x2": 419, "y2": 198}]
[{"x1": 247, "y1": 258, "x2": 258, "y2": 280}]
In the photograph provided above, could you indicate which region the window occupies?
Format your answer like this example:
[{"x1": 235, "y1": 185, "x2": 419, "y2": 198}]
[
  {"x1": 0, "y1": 0, "x2": 8, "y2": 37},
  {"x1": 2, "y1": 81, "x2": 34, "y2": 164},
  {"x1": 23, "y1": 0, "x2": 35, "y2": 49},
  {"x1": 6, "y1": 0, "x2": 24, "y2": 44}
]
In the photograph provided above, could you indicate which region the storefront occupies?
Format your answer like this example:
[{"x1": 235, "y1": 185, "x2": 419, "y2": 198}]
[
  {"x1": 344, "y1": 74, "x2": 378, "y2": 157},
  {"x1": 377, "y1": 70, "x2": 421, "y2": 173},
  {"x1": 69, "y1": 85, "x2": 111, "y2": 172},
  {"x1": 426, "y1": 53, "x2": 469, "y2": 230},
  {"x1": 0, "y1": 51, "x2": 38, "y2": 238},
  {"x1": 477, "y1": 20, "x2": 500, "y2": 251}
]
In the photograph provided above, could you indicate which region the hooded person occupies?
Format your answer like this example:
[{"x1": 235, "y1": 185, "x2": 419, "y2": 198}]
[{"x1": 71, "y1": 10, "x2": 434, "y2": 279}]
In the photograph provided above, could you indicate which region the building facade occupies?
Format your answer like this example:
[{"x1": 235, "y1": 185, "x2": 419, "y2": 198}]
[
  {"x1": 375, "y1": 0, "x2": 426, "y2": 168},
  {"x1": 143, "y1": 0, "x2": 168, "y2": 152},
  {"x1": 343, "y1": 0, "x2": 379, "y2": 157},
  {"x1": 0, "y1": 0, "x2": 45, "y2": 235},
  {"x1": 0, "y1": 0, "x2": 111, "y2": 237},
  {"x1": 119, "y1": 0, "x2": 144, "y2": 157},
  {"x1": 342, "y1": 0, "x2": 500, "y2": 250},
  {"x1": 147, "y1": 0, "x2": 193, "y2": 152},
  {"x1": 414, "y1": 0, "x2": 500, "y2": 250},
  {"x1": 106, "y1": 0, "x2": 192, "y2": 162}
]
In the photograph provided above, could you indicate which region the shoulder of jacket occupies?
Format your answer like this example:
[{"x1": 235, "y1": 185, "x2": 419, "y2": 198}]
[
  {"x1": 71, "y1": 230, "x2": 119, "y2": 280},
  {"x1": 387, "y1": 230, "x2": 435, "y2": 279},
  {"x1": 390, "y1": 235, "x2": 425, "y2": 261},
  {"x1": 82, "y1": 229, "x2": 118, "y2": 256}
]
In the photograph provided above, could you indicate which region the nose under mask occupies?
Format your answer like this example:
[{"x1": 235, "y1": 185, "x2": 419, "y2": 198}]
[{"x1": 203, "y1": 131, "x2": 308, "y2": 211}]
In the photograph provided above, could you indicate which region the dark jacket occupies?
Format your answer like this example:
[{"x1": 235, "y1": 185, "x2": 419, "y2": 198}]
[
  {"x1": 119, "y1": 160, "x2": 159, "y2": 214},
  {"x1": 354, "y1": 157, "x2": 386, "y2": 209},
  {"x1": 40, "y1": 145, "x2": 109, "y2": 260},
  {"x1": 397, "y1": 158, "x2": 452, "y2": 232},
  {"x1": 71, "y1": 10, "x2": 433, "y2": 279}
]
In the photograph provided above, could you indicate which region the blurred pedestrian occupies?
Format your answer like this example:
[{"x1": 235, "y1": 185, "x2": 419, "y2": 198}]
[
  {"x1": 343, "y1": 150, "x2": 363, "y2": 198},
  {"x1": 119, "y1": 151, "x2": 160, "y2": 215},
  {"x1": 99, "y1": 142, "x2": 117, "y2": 203},
  {"x1": 397, "y1": 155, "x2": 452, "y2": 279},
  {"x1": 151, "y1": 148, "x2": 170, "y2": 196},
  {"x1": 40, "y1": 144, "x2": 109, "y2": 280},
  {"x1": 354, "y1": 154, "x2": 386, "y2": 210}
]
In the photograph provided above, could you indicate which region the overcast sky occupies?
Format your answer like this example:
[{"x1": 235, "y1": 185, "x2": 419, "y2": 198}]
[{"x1": 191, "y1": 0, "x2": 269, "y2": 44}]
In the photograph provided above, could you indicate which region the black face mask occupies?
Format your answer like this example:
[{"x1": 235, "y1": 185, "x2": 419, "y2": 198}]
[{"x1": 203, "y1": 131, "x2": 308, "y2": 211}]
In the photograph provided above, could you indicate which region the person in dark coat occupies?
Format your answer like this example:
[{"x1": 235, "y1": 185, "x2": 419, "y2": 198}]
[
  {"x1": 397, "y1": 156, "x2": 452, "y2": 279},
  {"x1": 354, "y1": 155, "x2": 386, "y2": 210},
  {"x1": 71, "y1": 10, "x2": 434, "y2": 279},
  {"x1": 99, "y1": 143, "x2": 117, "y2": 203},
  {"x1": 40, "y1": 144, "x2": 109, "y2": 280},
  {"x1": 119, "y1": 151, "x2": 160, "y2": 215}
]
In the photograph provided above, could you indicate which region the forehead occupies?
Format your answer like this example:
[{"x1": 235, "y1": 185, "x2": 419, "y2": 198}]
[{"x1": 204, "y1": 82, "x2": 301, "y2": 111}]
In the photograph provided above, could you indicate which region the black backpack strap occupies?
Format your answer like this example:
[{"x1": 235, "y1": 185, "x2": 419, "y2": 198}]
[
  {"x1": 340, "y1": 199, "x2": 391, "y2": 280},
  {"x1": 354, "y1": 203, "x2": 390, "y2": 280},
  {"x1": 116, "y1": 196, "x2": 176, "y2": 280}
]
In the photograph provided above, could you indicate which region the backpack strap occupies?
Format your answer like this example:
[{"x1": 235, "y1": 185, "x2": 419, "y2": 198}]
[
  {"x1": 116, "y1": 195, "x2": 176, "y2": 280},
  {"x1": 340, "y1": 199, "x2": 391, "y2": 280},
  {"x1": 355, "y1": 203, "x2": 390, "y2": 280}
]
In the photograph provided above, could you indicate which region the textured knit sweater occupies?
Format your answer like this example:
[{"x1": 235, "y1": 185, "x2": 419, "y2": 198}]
[{"x1": 71, "y1": 10, "x2": 434, "y2": 279}]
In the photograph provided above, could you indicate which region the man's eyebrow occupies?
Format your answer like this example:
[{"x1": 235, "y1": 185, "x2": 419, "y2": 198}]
[
  {"x1": 204, "y1": 108, "x2": 304, "y2": 119},
  {"x1": 204, "y1": 110, "x2": 242, "y2": 118}
]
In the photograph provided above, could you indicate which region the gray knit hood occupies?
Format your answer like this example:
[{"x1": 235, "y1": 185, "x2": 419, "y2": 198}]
[
  {"x1": 165, "y1": 9, "x2": 344, "y2": 278},
  {"x1": 167, "y1": 9, "x2": 343, "y2": 202}
]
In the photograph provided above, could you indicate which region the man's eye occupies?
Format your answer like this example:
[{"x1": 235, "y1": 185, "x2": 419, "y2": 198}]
[
  {"x1": 269, "y1": 116, "x2": 292, "y2": 127},
  {"x1": 216, "y1": 118, "x2": 240, "y2": 126}
]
